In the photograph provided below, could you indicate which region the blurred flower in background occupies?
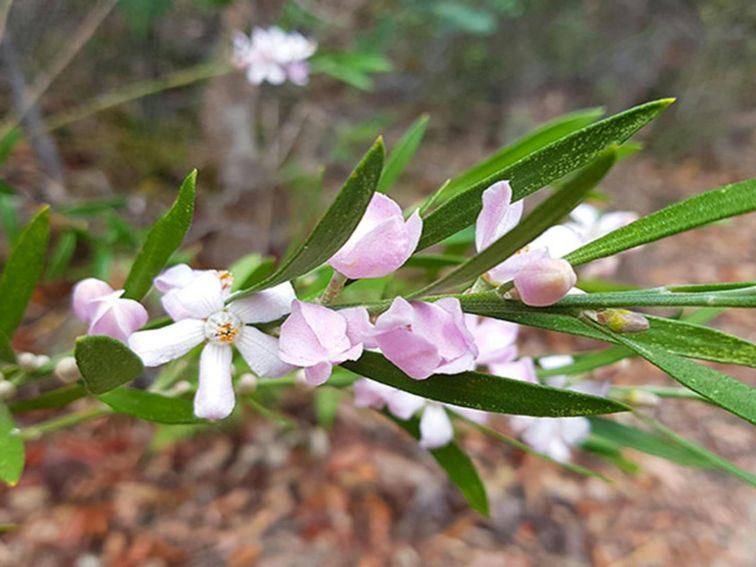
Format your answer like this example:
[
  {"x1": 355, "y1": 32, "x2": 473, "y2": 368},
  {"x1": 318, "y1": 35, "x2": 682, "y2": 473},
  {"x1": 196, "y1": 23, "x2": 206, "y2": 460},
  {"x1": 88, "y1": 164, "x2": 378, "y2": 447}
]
[{"x1": 233, "y1": 26, "x2": 317, "y2": 86}]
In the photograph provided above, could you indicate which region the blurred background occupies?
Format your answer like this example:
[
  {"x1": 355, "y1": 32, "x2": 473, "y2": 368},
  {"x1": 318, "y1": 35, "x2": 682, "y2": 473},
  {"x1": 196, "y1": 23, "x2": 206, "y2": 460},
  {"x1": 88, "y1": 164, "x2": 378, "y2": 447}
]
[{"x1": 0, "y1": 1, "x2": 755, "y2": 566}]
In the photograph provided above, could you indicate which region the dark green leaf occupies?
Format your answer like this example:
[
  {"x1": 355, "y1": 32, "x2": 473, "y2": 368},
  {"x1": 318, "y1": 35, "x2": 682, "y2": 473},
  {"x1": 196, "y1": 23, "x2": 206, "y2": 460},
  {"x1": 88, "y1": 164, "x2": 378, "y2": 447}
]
[
  {"x1": 418, "y1": 99, "x2": 673, "y2": 250},
  {"x1": 342, "y1": 351, "x2": 629, "y2": 417},
  {"x1": 46, "y1": 230, "x2": 77, "y2": 281},
  {"x1": 99, "y1": 388, "x2": 204, "y2": 424},
  {"x1": 229, "y1": 254, "x2": 275, "y2": 291},
  {"x1": 0, "y1": 403, "x2": 24, "y2": 486},
  {"x1": 232, "y1": 139, "x2": 384, "y2": 298},
  {"x1": 0, "y1": 328, "x2": 14, "y2": 363},
  {"x1": 0, "y1": 206, "x2": 50, "y2": 337},
  {"x1": 588, "y1": 417, "x2": 713, "y2": 467},
  {"x1": 75, "y1": 336, "x2": 145, "y2": 395},
  {"x1": 415, "y1": 148, "x2": 618, "y2": 294},
  {"x1": 435, "y1": 107, "x2": 604, "y2": 204},
  {"x1": 123, "y1": 170, "x2": 196, "y2": 300},
  {"x1": 0, "y1": 128, "x2": 23, "y2": 165},
  {"x1": 549, "y1": 287, "x2": 756, "y2": 309},
  {"x1": 595, "y1": 327, "x2": 756, "y2": 426},
  {"x1": 404, "y1": 254, "x2": 466, "y2": 269},
  {"x1": 0, "y1": 194, "x2": 19, "y2": 244},
  {"x1": 389, "y1": 413, "x2": 489, "y2": 515},
  {"x1": 378, "y1": 114, "x2": 429, "y2": 192},
  {"x1": 566, "y1": 178, "x2": 756, "y2": 267},
  {"x1": 10, "y1": 385, "x2": 86, "y2": 412}
]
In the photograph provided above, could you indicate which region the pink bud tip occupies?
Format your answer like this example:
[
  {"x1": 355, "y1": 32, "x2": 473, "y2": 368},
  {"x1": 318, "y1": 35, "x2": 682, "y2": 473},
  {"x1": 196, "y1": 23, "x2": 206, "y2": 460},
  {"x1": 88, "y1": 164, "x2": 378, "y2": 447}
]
[{"x1": 513, "y1": 258, "x2": 577, "y2": 307}]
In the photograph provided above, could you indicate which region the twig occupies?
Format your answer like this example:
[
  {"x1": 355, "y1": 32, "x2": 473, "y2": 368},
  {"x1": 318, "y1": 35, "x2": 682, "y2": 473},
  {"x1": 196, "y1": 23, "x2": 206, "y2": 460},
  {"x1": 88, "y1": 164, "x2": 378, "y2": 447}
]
[{"x1": 21, "y1": 406, "x2": 112, "y2": 440}]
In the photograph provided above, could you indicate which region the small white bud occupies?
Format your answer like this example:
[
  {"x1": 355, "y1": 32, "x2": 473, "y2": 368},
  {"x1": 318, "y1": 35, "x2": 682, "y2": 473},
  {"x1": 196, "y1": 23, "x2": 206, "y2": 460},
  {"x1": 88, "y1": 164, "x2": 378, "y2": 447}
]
[
  {"x1": 17, "y1": 352, "x2": 40, "y2": 372},
  {"x1": 54, "y1": 357, "x2": 80, "y2": 384},
  {"x1": 35, "y1": 355, "x2": 51, "y2": 368},
  {"x1": 236, "y1": 373, "x2": 258, "y2": 394},
  {"x1": 0, "y1": 380, "x2": 16, "y2": 401},
  {"x1": 627, "y1": 390, "x2": 661, "y2": 407}
]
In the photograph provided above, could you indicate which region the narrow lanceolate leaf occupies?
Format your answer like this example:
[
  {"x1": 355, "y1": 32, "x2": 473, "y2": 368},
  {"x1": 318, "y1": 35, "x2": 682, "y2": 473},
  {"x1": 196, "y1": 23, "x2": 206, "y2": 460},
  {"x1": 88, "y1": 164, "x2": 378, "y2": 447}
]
[
  {"x1": 123, "y1": 170, "x2": 197, "y2": 300},
  {"x1": 415, "y1": 148, "x2": 618, "y2": 295},
  {"x1": 633, "y1": 412, "x2": 756, "y2": 487},
  {"x1": 434, "y1": 107, "x2": 605, "y2": 204},
  {"x1": 231, "y1": 138, "x2": 384, "y2": 298},
  {"x1": 456, "y1": 294, "x2": 756, "y2": 367},
  {"x1": 0, "y1": 206, "x2": 50, "y2": 337},
  {"x1": 594, "y1": 327, "x2": 756, "y2": 426},
  {"x1": 10, "y1": 385, "x2": 86, "y2": 412},
  {"x1": 566, "y1": 178, "x2": 756, "y2": 267},
  {"x1": 418, "y1": 99, "x2": 673, "y2": 250},
  {"x1": 99, "y1": 388, "x2": 203, "y2": 424},
  {"x1": 550, "y1": 287, "x2": 756, "y2": 309},
  {"x1": 378, "y1": 114, "x2": 428, "y2": 192},
  {"x1": 0, "y1": 328, "x2": 14, "y2": 363},
  {"x1": 0, "y1": 403, "x2": 24, "y2": 486},
  {"x1": 342, "y1": 351, "x2": 628, "y2": 417},
  {"x1": 388, "y1": 413, "x2": 490, "y2": 516},
  {"x1": 588, "y1": 417, "x2": 713, "y2": 468},
  {"x1": 75, "y1": 336, "x2": 145, "y2": 395}
]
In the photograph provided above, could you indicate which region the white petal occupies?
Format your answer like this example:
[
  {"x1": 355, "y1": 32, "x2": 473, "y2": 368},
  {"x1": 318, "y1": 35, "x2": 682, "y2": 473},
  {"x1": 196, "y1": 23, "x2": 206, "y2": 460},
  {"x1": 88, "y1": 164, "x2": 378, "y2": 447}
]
[
  {"x1": 559, "y1": 416, "x2": 591, "y2": 445},
  {"x1": 195, "y1": 343, "x2": 235, "y2": 420},
  {"x1": 128, "y1": 320, "x2": 205, "y2": 367},
  {"x1": 386, "y1": 390, "x2": 426, "y2": 420},
  {"x1": 530, "y1": 225, "x2": 583, "y2": 258},
  {"x1": 419, "y1": 404, "x2": 454, "y2": 449},
  {"x1": 171, "y1": 272, "x2": 225, "y2": 319},
  {"x1": 538, "y1": 354, "x2": 574, "y2": 370},
  {"x1": 235, "y1": 326, "x2": 295, "y2": 378},
  {"x1": 228, "y1": 282, "x2": 295, "y2": 324}
]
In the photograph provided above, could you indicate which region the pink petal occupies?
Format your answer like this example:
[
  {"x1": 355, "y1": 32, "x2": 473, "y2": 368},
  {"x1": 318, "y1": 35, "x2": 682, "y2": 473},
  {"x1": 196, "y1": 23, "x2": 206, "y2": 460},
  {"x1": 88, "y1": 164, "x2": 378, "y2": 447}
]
[
  {"x1": 72, "y1": 278, "x2": 114, "y2": 322},
  {"x1": 340, "y1": 306, "x2": 375, "y2": 348},
  {"x1": 514, "y1": 257, "x2": 577, "y2": 307},
  {"x1": 194, "y1": 343, "x2": 235, "y2": 420},
  {"x1": 304, "y1": 362, "x2": 333, "y2": 386},
  {"x1": 475, "y1": 181, "x2": 523, "y2": 252},
  {"x1": 278, "y1": 301, "x2": 350, "y2": 366},
  {"x1": 235, "y1": 326, "x2": 295, "y2": 378},
  {"x1": 375, "y1": 328, "x2": 441, "y2": 380},
  {"x1": 228, "y1": 282, "x2": 295, "y2": 324},
  {"x1": 487, "y1": 246, "x2": 549, "y2": 284},
  {"x1": 353, "y1": 378, "x2": 393, "y2": 409},
  {"x1": 419, "y1": 404, "x2": 454, "y2": 449},
  {"x1": 87, "y1": 296, "x2": 148, "y2": 341},
  {"x1": 490, "y1": 357, "x2": 538, "y2": 383},
  {"x1": 128, "y1": 320, "x2": 205, "y2": 367},
  {"x1": 154, "y1": 264, "x2": 196, "y2": 293}
]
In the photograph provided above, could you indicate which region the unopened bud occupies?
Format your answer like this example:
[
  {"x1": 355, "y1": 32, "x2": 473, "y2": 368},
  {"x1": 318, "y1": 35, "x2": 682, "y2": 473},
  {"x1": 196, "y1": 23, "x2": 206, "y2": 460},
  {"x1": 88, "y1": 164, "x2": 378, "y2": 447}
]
[
  {"x1": 54, "y1": 356, "x2": 80, "y2": 384},
  {"x1": 0, "y1": 380, "x2": 16, "y2": 401},
  {"x1": 236, "y1": 373, "x2": 258, "y2": 394},
  {"x1": 17, "y1": 352, "x2": 40, "y2": 372},
  {"x1": 513, "y1": 258, "x2": 577, "y2": 307},
  {"x1": 35, "y1": 355, "x2": 51, "y2": 368},
  {"x1": 596, "y1": 309, "x2": 650, "y2": 333},
  {"x1": 626, "y1": 390, "x2": 661, "y2": 407}
]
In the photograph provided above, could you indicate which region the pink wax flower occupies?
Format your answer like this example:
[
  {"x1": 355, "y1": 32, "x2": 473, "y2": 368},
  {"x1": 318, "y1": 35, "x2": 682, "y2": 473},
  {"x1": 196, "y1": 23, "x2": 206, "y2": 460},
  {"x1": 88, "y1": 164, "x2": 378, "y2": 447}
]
[
  {"x1": 464, "y1": 314, "x2": 520, "y2": 371},
  {"x1": 72, "y1": 278, "x2": 148, "y2": 342},
  {"x1": 278, "y1": 300, "x2": 371, "y2": 386},
  {"x1": 353, "y1": 378, "x2": 488, "y2": 449},
  {"x1": 372, "y1": 297, "x2": 478, "y2": 380},
  {"x1": 328, "y1": 193, "x2": 423, "y2": 279},
  {"x1": 513, "y1": 257, "x2": 577, "y2": 307},
  {"x1": 128, "y1": 272, "x2": 296, "y2": 420},
  {"x1": 155, "y1": 264, "x2": 235, "y2": 322},
  {"x1": 233, "y1": 26, "x2": 317, "y2": 86}
]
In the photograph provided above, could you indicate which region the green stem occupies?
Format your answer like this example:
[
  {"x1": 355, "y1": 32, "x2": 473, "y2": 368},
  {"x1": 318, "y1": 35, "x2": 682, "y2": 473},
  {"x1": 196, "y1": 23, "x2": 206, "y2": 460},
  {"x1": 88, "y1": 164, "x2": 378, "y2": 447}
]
[
  {"x1": 320, "y1": 272, "x2": 347, "y2": 304},
  {"x1": 20, "y1": 406, "x2": 112, "y2": 440},
  {"x1": 611, "y1": 385, "x2": 709, "y2": 402}
]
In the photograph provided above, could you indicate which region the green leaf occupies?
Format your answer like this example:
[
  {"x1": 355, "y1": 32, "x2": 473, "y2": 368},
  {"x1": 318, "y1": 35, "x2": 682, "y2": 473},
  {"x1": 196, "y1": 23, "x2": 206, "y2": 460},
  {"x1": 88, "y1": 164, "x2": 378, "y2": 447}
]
[
  {"x1": 0, "y1": 403, "x2": 24, "y2": 486},
  {"x1": 566, "y1": 178, "x2": 756, "y2": 267},
  {"x1": 415, "y1": 148, "x2": 618, "y2": 295},
  {"x1": 418, "y1": 99, "x2": 673, "y2": 250},
  {"x1": 594, "y1": 327, "x2": 756, "y2": 426},
  {"x1": 378, "y1": 114, "x2": 429, "y2": 192},
  {"x1": 342, "y1": 351, "x2": 629, "y2": 417},
  {"x1": 549, "y1": 287, "x2": 756, "y2": 309},
  {"x1": 436, "y1": 107, "x2": 604, "y2": 204},
  {"x1": 75, "y1": 336, "x2": 145, "y2": 395},
  {"x1": 231, "y1": 138, "x2": 384, "y2": 298},
  {"x1": 0, "y1": 328, "x2": 14, "y2": 363},
  {"x1": 10, "y1": 385, "x2": 86, "y2": 412},
  {"x1": 0, "y1": 206, "x2": 50, "y2": 337},
  {"x1": 123, "y1": 170, "x2": 196, "y2": 300},
  {"x1": 46, "y1": 229, "x2": 77, "y2": 281},
  {"x1": 0, "y1": 193, "x2": 19, "y2": 244},
  {"x1": 588, "y1": 417, "x2": 712, "y2": 467},
  {"x1": 456, "y1": 294, "x2": 756, "y2": 367},
  {"x1": 0, "y1": 128, "x2": 23, "y2": 166},
  {"x1": 537, "y1": 347, "x2": 629, "y2": 378},
  {"x1": 99, "y1": 388, "x2": 204, "y2": 424},
  {"x1": 389, "y1": 413, "x2": 489, "y2": 515},
  {"x1": 633, "y1": 412, "x2": 756, "y2": 487},
  {"x1": 404, "y1": 254, "x2": 466, "y2": 269},
  {"x1": 228, "y1": 253, "x2": 275, "y2": 291}
]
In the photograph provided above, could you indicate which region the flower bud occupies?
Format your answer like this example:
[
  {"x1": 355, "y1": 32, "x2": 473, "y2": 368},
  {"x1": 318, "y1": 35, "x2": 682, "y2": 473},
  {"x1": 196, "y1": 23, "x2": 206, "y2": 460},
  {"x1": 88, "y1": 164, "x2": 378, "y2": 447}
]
[
  {"x1": 513, "y1": 258, "x2": 577, "y2": 307},
  {"x1": 596, "y1": 309, "x2": 650, "y2": 333},
  {"x1": 236, "y1": 373, "x2": 258, "y2": 394},
  {"x1": 54, "y1": 356, "x2": 80, "y2": 384},
  {"x1": 626, "y1": 390, "x2": 661, "y2": 407},
  {"x1": 35, "y1": 355, "x2": 50, "y2": 368},
  {"x1": 17, "y1": 352, "x2": 41, "y2": 373},
  {"x1": 0, "y1": 380, "x2": 16, "y2": 401}
]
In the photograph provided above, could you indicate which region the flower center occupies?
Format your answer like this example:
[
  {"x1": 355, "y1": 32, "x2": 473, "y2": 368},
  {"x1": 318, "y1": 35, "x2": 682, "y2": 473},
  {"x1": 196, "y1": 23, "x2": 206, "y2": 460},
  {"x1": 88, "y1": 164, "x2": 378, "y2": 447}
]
[
  {"x1": 204, "y1": 310, "x2": 242, "y2": 345},
  {"x1": 217, "y1": 270, "x2": 234, "y2": 291}
]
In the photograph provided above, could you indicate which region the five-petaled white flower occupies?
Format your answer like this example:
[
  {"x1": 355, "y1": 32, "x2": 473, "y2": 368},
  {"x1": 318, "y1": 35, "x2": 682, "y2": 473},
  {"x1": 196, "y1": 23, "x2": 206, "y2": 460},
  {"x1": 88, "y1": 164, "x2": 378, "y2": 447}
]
[{"x1": 128, "y1": 272, "x2": 295, "y2": 420}]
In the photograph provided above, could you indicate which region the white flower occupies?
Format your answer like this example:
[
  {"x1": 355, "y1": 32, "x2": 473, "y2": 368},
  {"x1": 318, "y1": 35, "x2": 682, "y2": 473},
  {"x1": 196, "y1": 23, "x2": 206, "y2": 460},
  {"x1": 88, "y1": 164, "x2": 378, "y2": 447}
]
[
  {"x1": 353, "y1": 378, "x2": 488, "y2": 449},
  {"x1": 233, "y1": 26, "x2": 316, "y2": 86},
  {"x1": 128, "y1": 272, "x2": 296, "y2": 420}
]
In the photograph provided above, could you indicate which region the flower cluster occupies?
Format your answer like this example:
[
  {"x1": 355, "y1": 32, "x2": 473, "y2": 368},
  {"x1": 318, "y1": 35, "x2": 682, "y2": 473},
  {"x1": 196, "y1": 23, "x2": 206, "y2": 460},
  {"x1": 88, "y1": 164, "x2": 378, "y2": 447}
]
[
  {"x1": 70, "y1": 186, "x2": 625, "y2": 459},
  {"x1": 232, "y1": 26, "x2": 316, "y2": 86}
]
